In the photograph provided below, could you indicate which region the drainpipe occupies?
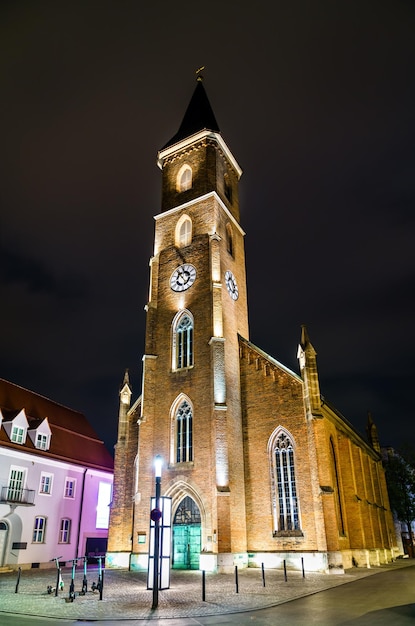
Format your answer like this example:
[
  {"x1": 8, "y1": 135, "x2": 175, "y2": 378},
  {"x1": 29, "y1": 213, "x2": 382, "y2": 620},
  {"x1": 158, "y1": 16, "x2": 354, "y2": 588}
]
[{"x1": 76, "y1": 468, "x2": 88, "y2": 558}]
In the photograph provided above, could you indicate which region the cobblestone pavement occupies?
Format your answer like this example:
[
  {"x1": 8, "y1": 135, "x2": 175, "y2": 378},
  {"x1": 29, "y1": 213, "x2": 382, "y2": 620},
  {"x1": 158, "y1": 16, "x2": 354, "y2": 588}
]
[{"x1": 0, "y1": 561, "x2": 413, "y2": 621}]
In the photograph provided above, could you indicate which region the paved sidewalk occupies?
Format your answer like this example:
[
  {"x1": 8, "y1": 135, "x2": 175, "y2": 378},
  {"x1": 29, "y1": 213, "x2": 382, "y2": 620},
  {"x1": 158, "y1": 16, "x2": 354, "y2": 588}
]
[{"x1": 0, "y1": 560, "x2": 413, "y2": 621}]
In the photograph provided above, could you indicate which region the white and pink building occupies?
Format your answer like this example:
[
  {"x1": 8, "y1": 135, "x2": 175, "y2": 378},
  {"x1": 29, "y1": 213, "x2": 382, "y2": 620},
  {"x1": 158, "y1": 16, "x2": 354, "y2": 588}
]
[{"x1": 0, "y1": 379, "x2": 113, "y2": 570}]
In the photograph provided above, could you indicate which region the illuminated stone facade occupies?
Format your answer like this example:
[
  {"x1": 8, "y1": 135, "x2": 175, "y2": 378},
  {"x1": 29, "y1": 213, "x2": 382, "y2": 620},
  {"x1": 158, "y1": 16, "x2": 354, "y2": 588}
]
[{"x1": 107, "y1": 80, "x2": 398, "y2": 573}]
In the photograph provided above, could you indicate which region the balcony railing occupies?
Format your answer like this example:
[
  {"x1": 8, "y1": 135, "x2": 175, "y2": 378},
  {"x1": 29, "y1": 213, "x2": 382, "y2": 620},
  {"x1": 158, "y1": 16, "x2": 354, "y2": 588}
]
[{"x1": 0, "y1": 486, "x2": 35, "y2": 506}]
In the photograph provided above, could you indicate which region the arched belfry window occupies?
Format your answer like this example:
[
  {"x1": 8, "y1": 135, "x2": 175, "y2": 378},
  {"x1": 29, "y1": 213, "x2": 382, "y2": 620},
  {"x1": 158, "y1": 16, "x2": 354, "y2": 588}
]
[
  {"x1": 177, "y1": 165, "x2": 192, "y2": 192},
  {"x1": 175, "y1": 214, "x2": 192, "y2": 248},
  {"x1": 226, "y1": 223, "x2": 234, "y2": 257},
  {"x1": 172, "y1": 310, "x2": 194, "y2": 370},
  {"x1": 270, "y1": 430, "x2": 300, "y2": 533},
  {"x1": 224, "y1": 173, "x2": 232, "y2": 202},
  {"x1": 172, "y1": 398, "x2": 193, "y2": 464}
]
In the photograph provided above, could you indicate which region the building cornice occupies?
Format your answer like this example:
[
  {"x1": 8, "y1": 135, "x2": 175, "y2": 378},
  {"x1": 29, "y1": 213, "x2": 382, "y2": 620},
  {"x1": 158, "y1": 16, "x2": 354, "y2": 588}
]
[
  {"x1": 154, "y1": 191, "x2": 245, "y2": 237},
  {"x1": 157, "y1": 130, "x2": 242, "y2": 178}
]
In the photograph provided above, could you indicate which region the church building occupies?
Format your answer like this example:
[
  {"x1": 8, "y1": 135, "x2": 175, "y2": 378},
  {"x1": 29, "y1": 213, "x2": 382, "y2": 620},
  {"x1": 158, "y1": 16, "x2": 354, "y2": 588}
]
[{"x1": 107, "y1": 78, "x2": 398, "y2": 574}]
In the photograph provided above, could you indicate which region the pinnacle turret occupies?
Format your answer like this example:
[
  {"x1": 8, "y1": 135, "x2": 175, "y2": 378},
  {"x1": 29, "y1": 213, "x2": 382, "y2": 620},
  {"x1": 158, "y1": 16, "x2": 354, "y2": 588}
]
[{"x1": 297, "y1": 325, "x2": 322, "y2": 419}]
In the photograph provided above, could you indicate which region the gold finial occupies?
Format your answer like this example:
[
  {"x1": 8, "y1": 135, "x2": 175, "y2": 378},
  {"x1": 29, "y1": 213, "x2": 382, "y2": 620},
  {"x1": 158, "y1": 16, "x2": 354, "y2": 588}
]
[{"x1": 196, "y1": 66, "x2": 205, "y2": 81}]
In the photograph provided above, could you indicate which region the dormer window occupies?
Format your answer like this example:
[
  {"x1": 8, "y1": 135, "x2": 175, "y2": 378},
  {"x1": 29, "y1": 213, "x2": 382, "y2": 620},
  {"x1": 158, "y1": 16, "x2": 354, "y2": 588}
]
[
  {"x1": 11, "y1": 425, "x2": 26, "y2": 444},
  {"x1": 36, "y1": 433, "x2": 50, "y2": 450},
  {"x1": 177, "y1": 165, "x2": 192, "y2": 192},
  {"x1": 3, "y1": 409, "x2": 29, "y2": 445},
  {"x1": 28, "y1": 417, "x2": 52, "y2": 451}
]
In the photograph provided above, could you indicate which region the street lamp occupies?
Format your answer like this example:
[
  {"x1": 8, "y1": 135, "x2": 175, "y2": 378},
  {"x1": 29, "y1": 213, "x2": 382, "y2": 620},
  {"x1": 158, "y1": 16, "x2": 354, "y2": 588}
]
[{"x1": 151, "y1": 455, "x2": 162, "y2": 610}]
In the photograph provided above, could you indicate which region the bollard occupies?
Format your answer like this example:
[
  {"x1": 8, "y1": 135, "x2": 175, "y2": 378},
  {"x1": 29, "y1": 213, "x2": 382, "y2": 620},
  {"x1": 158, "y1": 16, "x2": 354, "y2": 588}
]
[
  {"x1": 15, "y1": 567, "x2": 21, "y2": 593},
  {"x1": 261, "y1": 562, "x2": 266, "y2": 587},
  {"x1": 235, "y1": 565, "x2": 239, "y2": 594},
  {"x1": 301, "y1": 556, "x2": 305, "y2": 578},
  {"x1": 99, "y1": 569, "x2": 104, "y2": 601},
  {"x1": 202, "y1": 569, "x2": 206, "y2": 602},
  {"x1": 283, "y1": 559, "x2": 287, "y2": 582}
]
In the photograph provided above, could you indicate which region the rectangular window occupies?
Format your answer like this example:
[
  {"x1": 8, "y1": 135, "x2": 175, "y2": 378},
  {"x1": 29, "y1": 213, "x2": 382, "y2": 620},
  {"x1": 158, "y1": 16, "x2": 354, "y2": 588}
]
[
  {"x1": 33, "y1": 516, "x2": 46, "y2": 543},
  {"x1": 64, "y1": 478, "x2": 76, "y2": 498},
  {"x1": 96, "y1": 482, "x2": 112, "y2": 529},
  {"x1": 11, "y1": 425, "x2": 25, "y2": 444},
  {"x1": 59, "y1": 518, "x2": 71, "y2": 543},
  {"x1": 36, "y1": 433, "x2": 49, "y2": 450},
  {"x1": 7, "y1": 468, "x2": 25, "y2": 502},
  {"x1": 39, "y1": 473, "x2": 53, "y2": 495}
]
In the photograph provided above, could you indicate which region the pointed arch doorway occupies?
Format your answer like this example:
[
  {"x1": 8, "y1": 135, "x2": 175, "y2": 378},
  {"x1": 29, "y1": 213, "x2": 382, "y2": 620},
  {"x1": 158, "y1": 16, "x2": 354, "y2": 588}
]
[{"x1": 172, "y1": 496, "x2": 201, "y2": 570}]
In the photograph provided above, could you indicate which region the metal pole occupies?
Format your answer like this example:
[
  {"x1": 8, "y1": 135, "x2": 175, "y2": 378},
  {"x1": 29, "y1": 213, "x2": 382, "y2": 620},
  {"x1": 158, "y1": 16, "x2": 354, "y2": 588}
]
[
  {"x1": 69, "y1": 559, "x2": 77, "y2": 601},
  {"x1": 82, "y1": 555, "x2": 88, "y2": 594},
  {"x1": 15, "y1": 567, "x2": 21, "y2": 593},
  {"x1": 202, "y1": 569, "x2": 206, "y2": 601},
  {"x1": 152, "y1": 474, "x2": 161, "y2": 610},
  {"x1": 301, "y1": 556, "x2": 305, "y2": 578},
  {"x1": 283, "y1": 559, "x2": 287, "y2": 582},
  {"x1": 55, "y1": 567, "x2": 61, "y2": 597},
  {"x1": 99, "y1": 569, "x2": 104, "y2": 601},
  {"x1": 235, "y1": 565, "x2": 239, "y2": 594},
  {"x1": 261, "y1": 562, "x2": 266, "y2": 587}
]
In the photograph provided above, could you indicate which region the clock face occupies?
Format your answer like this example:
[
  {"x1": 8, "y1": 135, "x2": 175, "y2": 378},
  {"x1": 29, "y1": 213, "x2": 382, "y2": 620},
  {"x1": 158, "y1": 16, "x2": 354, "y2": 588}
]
[
  {"x1": 225, "y1": 270, "x2": 239, "y2": 300},
  {"x1": 170, "y1": 264, "x2": 197, "y2": 292}
]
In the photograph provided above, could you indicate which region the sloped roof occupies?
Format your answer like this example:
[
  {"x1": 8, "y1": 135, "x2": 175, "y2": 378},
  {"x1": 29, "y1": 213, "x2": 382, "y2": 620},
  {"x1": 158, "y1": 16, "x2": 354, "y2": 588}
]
[
  {"x1": 0, "y1": 379, "x2": 113, "y2": 471},
  {"x1": 238, "y1": 335, "x2": 302, "y2": 382},
  {"x1": 162, "y1": 80, "x2": 220, "y2": 149}
]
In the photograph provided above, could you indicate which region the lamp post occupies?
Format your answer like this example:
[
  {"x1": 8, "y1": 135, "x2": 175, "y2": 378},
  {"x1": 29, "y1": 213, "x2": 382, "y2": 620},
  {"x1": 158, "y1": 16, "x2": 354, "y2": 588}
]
[{"x1": 152, "y1": 455, "x2": 162, "y2": 610}]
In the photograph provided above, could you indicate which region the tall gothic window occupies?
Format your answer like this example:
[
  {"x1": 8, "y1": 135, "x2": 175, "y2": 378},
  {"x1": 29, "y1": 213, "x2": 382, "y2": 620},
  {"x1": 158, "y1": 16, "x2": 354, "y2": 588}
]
[
  {"x1": 177, "y1": 165, "x2": 192, "y2": 192},
  {"x1": 330, "y1": 437, "x2": 345, "y2": 535},
  {"x1": 172, "y1": 311, "x2": 194, "y2": 370},
  {"x1": 176, "y1": 400, "x2": 193, "y2": 463},
  {"x1": 224, "y1": 173, "x2": 232, "y2": 202},
  {"x1": 273, "y1": 432, "x2": 300, "y2": 531},
  {"x1": 226, "y1": 223, "x2": 234, "y2": 257},
  {"x1": 175, "y1": 215, "x2": 192, "y2": 247}
]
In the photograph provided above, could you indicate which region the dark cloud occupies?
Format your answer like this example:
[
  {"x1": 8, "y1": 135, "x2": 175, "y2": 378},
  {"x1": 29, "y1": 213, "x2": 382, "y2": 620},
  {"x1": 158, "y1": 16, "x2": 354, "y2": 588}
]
[{"x1": 0, "y1": 243, "x2": 88, "y2": 298}]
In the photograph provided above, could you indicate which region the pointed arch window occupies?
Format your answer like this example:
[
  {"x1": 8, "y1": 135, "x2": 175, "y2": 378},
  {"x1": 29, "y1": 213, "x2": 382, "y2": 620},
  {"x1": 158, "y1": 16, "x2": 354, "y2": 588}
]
[
  {"x1": 224, "y1": 173, "x2": 232, "y2": 202},
  {"x1": 271, "y1": 431, "x2": 300, "y2": 532},
  {"x1": 175, "y1": 215, "x2": 192, "y2": 248},
  {"x1": 177, "y1": 165, "x2": 192, "y2": 192},
  {"x1": 226, "y1": 223, "x2": 234, "y2": 257},
  {"x1": 175, "y1": 400, "x2": 193, "y2": 463},
  {"x1": 330, "y1": 438, "x2": 345, "y2": 535},
  {"x1": 172, "y1": 311, "x2": 194, "y2": 370}
]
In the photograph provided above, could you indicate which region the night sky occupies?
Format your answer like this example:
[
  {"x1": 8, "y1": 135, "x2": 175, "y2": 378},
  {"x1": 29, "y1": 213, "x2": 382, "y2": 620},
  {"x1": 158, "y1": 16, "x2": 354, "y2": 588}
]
[{"x1": 1, "y1": 1, "x2": 414, "y2": 454}]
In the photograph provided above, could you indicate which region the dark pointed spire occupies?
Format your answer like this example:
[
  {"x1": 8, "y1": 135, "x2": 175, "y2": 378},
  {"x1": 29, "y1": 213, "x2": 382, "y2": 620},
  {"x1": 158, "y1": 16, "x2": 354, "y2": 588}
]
[
  {"x1": 119, "y1": 368, "x2": 132, "y2": 402},
  {"x1": 300, "y1": 324, "x2": 309, "y2": 349},
  {"x1": 299, "y1": 324, "x2": 316, "y2": 355},
  {"x1": 366, "y1": 411, "x2": 380, "y2": 452},
  {"x1": 163, "y1": 78, "x2": 220, "y2": 149},
  {"x1": 122, "y1": 369, "x2": 130, "y2": 387}
]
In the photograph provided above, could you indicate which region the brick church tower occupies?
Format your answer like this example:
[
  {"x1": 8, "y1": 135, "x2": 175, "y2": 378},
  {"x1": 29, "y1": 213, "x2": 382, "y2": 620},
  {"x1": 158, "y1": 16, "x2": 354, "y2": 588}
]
[
  {"x1": 109, "y1": 77, "x2": 249, "y2": 572},
  {"x1": 107, "y1": 78, "x2": 398, "y2": 574}
]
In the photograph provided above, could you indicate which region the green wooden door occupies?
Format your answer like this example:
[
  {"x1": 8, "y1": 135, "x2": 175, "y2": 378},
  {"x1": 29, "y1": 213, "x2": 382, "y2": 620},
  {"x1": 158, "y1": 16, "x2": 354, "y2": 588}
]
[{"x1": 173, "y1": 524, "x2": 201, "y2": 569}]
